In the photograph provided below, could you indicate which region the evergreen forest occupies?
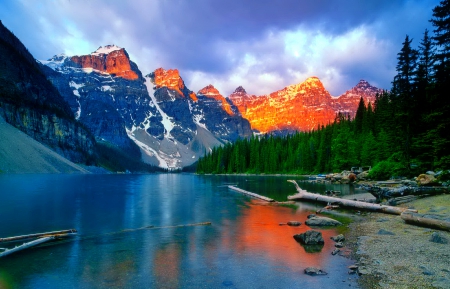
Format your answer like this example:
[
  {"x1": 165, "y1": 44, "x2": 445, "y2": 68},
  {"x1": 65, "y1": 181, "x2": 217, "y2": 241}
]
[{"x1": 196, "y1": 1, "x2": 450, "y2": 179}]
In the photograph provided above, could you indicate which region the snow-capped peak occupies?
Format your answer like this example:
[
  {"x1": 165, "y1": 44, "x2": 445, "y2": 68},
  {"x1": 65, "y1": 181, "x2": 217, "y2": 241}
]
[
  {"x1": 92, "y1": 45, "x2": 122, "y2": 56},
  {"x1": 39, "y1": 54, "x2": 69, "y2": 71}
]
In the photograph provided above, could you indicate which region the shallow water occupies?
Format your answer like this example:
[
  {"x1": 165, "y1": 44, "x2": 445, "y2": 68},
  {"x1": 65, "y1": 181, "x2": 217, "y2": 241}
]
[{"x1": 0, "y1": 174, "x2": 359, "y2": 288}]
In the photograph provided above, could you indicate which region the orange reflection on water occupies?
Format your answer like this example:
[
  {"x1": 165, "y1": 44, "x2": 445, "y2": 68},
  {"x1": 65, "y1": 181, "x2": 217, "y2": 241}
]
[
  {"x1": 153, "y1": 243, "x2": 181, "y2": 289},
  {"x1": 221, "y1": 201, "x2": 340, "y2": 269}
]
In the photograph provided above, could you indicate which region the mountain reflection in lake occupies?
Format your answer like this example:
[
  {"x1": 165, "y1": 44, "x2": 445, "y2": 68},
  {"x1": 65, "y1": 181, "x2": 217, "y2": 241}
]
[{"x1": 0, "y1": 174, "x2": 359, "y2": 288}]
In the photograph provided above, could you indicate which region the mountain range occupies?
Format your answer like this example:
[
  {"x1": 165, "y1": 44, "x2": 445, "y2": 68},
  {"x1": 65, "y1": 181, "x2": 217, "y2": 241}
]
[{"x1": 0, "y1": 21, "x2": 384, "y2": 171}]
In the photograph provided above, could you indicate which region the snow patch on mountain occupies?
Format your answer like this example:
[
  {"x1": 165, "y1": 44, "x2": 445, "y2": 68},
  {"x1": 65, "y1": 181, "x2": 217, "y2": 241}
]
[
  {"x1": 75, "y1": 99, "x2": 81, "y2": 120},
  {"x1": 193, "y1": 112, "x2": 206, "y2": 130},
  {"x1": 39, "y1": 54, "x2": 68, "y2": 71},
  {"x1": 69, "y1": 81, "x2": 84, "y2": 90},
  {"x1": 101, "y1": 85, "x2": 113, "y2": 92},
  {"x1": 92, "y1": 45, "x2": 122, "y2": 56},
  {"x1": 144, "y1": 76, "x2": 175, "y2": 138}
]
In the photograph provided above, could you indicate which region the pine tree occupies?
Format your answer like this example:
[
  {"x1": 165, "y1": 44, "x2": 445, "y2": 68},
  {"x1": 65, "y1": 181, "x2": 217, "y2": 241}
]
[
  {"x1": 393, "y1": 35, "x2": 418, "y2": 96},
  {"x1": 331, "y1": 126, "x2": 358, "y2": 171},
  {"x1": 430, "y1": 0, "x2": 450, "y2": 86},
  {"x1": 429, "y1": 0, "x2": 450, "y2": 168},
  {"x1": 354, "y1": 97, "x2": 366, "y2": 133},
  {"x1": 360, "y1": 132, "x2": 377, "y2": 166}
]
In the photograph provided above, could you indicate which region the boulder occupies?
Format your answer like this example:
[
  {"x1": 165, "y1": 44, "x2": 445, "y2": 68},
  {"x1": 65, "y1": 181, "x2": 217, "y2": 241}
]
[
  {"x1": 377, "y1": 229, "x2": 395, "y2": 235},
  {"x1": 430, "y1": 232, "x2": 448, "y2": 244},
  {"x1": 331, "y1": 248, "x2": 340, "y2": 255},
  {"x1": 416, "y1": 174, "x2": 437, "y2": 186},
  {"x1": 305, "y1": 216, "x2": 342, "y2": 227},
  {"x1": 357, "y1": 171, "x2": 369, "y2": 180},
  {"x1": 330, "y1": 234, "x2": 345, "y2": 242},
  {"x1": 293, "y1": 230, "x2": 324, "y2": 245},
  {"x1": 304, "y1": 267, "x2": 327, "y2": 276},
  {"x1": 334, "y1": 242, "x2": 344, "y2": 248},
  {"x1": 287, "y1": 221, "x2": 301, "y2": 226}
]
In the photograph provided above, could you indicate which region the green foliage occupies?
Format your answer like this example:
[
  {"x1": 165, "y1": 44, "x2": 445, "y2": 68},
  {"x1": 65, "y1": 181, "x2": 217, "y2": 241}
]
[
  {"x1": 331, "y1": 125, "x2": 358, "y2": 171},
  {"x1": 367, "y1": 160, "x2": 406, "y2": 180}
]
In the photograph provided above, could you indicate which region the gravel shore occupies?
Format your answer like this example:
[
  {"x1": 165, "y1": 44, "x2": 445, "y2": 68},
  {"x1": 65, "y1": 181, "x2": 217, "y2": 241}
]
[{"x1": 345, "y1": 194, "x2": 450, "y2": 289}]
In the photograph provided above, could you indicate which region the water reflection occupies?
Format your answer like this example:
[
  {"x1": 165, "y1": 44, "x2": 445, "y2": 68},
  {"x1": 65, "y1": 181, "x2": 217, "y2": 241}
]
[{"x1": 0, "y1": 174, "x2": 358, "y2": 288}]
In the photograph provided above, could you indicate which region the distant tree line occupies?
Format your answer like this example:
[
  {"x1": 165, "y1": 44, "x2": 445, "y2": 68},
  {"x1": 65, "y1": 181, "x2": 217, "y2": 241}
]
[{"x1": 197, "y1": 1, "x2": 450, "y2": 177}]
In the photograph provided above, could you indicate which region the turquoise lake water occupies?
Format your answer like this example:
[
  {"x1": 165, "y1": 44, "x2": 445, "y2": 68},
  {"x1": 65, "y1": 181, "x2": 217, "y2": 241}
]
[{"x1": 0, "y1": 174, "x2": 360, "y2": 288}]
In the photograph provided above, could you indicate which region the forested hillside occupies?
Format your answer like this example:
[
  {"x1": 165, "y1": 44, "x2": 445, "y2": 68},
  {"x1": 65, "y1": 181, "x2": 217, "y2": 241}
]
[{"x1": 197, "y1": 0, "x2": 450, "y2": 178}]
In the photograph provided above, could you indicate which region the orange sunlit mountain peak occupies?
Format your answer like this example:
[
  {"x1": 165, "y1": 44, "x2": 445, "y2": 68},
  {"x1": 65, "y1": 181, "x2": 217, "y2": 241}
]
[
  {"x1": 228, "y1": 76, "x2": 381, "y2": 133},
  {"x1": 198, "y1": 84, "x2": 220, "y2": 95},
  {"x1": 198, "y1": 84, "x2": 234, "y2": 115},
  {"x1": 151, "y1": 67, "x2": 197, "y2": 100},
  {"x1": 71, "y1": 45, "x2": 139, "y2": 80}
]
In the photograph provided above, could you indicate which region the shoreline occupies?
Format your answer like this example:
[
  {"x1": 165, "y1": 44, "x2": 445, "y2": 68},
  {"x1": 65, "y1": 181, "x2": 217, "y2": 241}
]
[{"x1": 343, "y1": 194, "x2": 450, "y2": 289}]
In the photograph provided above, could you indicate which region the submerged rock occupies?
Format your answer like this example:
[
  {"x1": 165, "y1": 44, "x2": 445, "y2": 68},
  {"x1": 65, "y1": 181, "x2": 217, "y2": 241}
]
[
  {"x1": 287, "y1": 221, "x2": 301, "y2": 226},
  {"x1": 305, "y1": 216, "x2": 342, "y2": 226},
  {"x1": 304, "y1": 267, "x2": 327, "y2": 276},
  {"x1": 334, "y1": 242, "x2": 344, "y2": 248},
  {"x1": 331, "y1": 234, "x2": 345, "y2": 242},
  {"x1": 293, "y1": 230, "x2": 324, "y2": 245},
  {"x1": 331, "y1": 248, "x2": 340, "y2": 255}
]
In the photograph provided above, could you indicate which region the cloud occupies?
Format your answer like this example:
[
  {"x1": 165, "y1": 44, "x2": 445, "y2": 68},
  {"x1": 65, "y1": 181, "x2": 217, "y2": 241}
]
[
  {"x1": 0, "y1": 0, "x2": 441, "y2": 96},
  {"x1": 185, "y1": 25, "x2": 395, "y2": 96}
]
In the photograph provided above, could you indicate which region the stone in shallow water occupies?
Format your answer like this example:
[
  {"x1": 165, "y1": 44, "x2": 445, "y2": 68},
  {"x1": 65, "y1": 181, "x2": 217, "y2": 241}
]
[
  {"x1": 331, "y1": 248, "x2": 340, "y2": 255},
  {"x1": 287, "y1": 221, "x2": 301, "y2": 226},
  {"x1": 304, "y1": 267, "x2": 327, "y2": 276},
  {"x1": 331, "y1": 234, "x2": 345, "y2": 242},
  {"x1": 334, "y1": 242, "x2": 344, "y2": 248},
  {"x1": 305, "y1": 216, "x2": 342, "y2": 226},
  {"x1": 293, "y1": 230, "x2": 324, "y2": 245}
]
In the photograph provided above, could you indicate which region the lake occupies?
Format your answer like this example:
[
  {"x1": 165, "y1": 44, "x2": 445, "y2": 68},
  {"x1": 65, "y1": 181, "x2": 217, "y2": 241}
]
[{"x1": 0, "y1": 174, "x2": 360, "y2": 288}]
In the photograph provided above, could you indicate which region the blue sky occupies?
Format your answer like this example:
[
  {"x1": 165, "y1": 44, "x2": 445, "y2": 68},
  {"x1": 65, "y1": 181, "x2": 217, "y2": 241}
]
[{"x1": 0, "y1": 0, "x2": 440, "y2": 96}]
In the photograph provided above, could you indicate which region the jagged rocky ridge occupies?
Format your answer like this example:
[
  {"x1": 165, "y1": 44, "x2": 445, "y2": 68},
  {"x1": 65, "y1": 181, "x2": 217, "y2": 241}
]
[
  {"x1": 229, "y1": 78, "x2": 384, "y2": 133},
  {"x1": 41, "y1": 48, "x2": 252, "y2": 169}
]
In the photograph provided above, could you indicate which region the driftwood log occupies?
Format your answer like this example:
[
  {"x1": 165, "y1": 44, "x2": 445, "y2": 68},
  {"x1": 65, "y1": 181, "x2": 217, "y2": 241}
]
[
  {"x1": 0, "y1": 229, "x2": 77, "y2": 243},
  {"x1": 287, "y1": 180, "x2": 417, "y2": 215},
  {"x1": 228, "y1": 186, "x2": 274, "y2": 202},
  {"x1": 0, "y1": 237, "x2": 54, "y2": 258},
  {"x1": 401, "y1": 212, "x2": 450, "y2": 232},
  {"x1": 361, "y1": 185, "x2": 448, "y2": 201}
]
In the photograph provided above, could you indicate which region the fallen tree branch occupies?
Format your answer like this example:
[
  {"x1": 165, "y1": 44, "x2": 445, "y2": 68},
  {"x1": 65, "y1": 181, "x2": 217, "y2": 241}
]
[
  {"x1": 401, "y1": 212, "x2": 450, "y2": 232},
  {"x1": 360, "y1": 185, "x2": 448, "y2": 201},
  {"x1": 0, "y1": 229, "x2": 77, "y2": 243},
  {"x1": 287, "y1": 180, "x2": 417, "y2": 215},
  {"x1": 0, "y1": 236, "x2": 54, "y2": 258}
]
